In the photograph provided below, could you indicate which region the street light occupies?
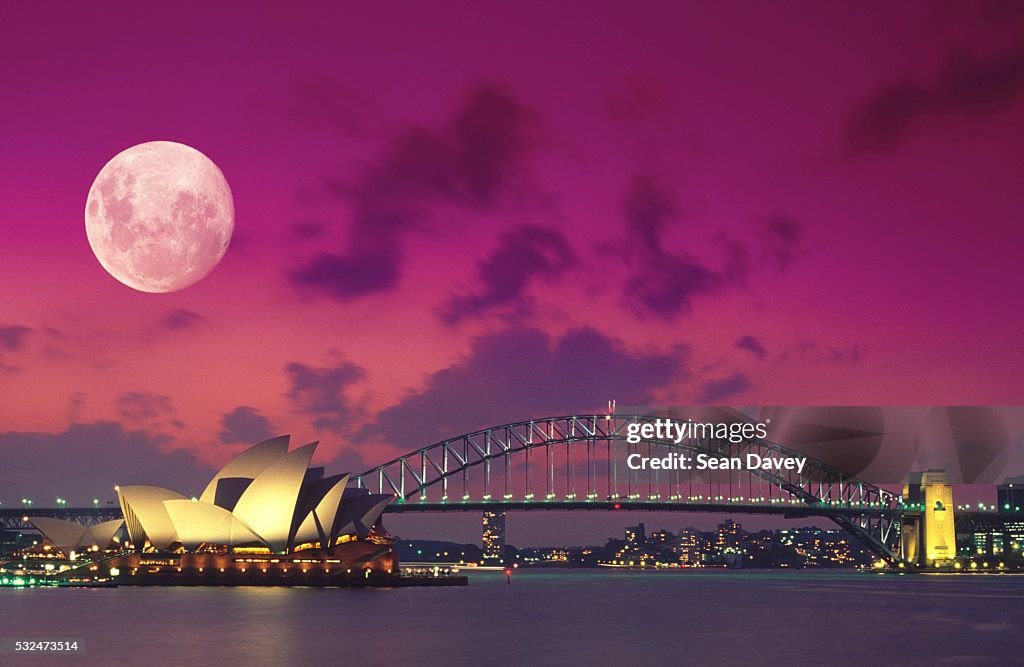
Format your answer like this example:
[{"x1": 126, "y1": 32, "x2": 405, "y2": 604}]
[
  {"x1": 92, "y1": 498, "x2": 99, "y2": 507},
  {"x1": 56, "y1": 497, "x2": 67, "y2": 506}
]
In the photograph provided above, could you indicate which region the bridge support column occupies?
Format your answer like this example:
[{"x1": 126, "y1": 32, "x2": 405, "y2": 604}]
[
  {"x1": 482, "y1": 510, "x2": 506, "y2": 565},
  {"x1": 903, "y1": 470, "x2": 957, "y2": 566}
]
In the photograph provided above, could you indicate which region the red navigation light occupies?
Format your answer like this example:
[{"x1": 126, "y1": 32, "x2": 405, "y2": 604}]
[
  {"x1": 504, "y1": 567, "x2": 512, "y2": 577},
  {"x1": 613, "y1": 503, "x2": 621, "y2": 510}
]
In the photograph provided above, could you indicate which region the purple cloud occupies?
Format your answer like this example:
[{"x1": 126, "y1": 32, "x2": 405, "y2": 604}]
[
  {"x1": 0, "y1": 421, "x2": 212, "y2": 501},
  {"x1": 292, "y1": 220, "x2": 327, "y2": 240},
  {"x1": 618, "y1": 178, "x2": 805, "y2": 318},
  {"x1": 621, "y1": 176, "x2": 722, "y2": 317},
  {"x1": 736, "y1": 335, "x2": 768, "y2": 360},
  {"x1": 695, "y1": 373, "x2": 752, "y2": 404},
  {"x1": 159, "y1": 308, "x2": 205, "y2": 331},
  {"x1": 285, "y1": 361, "x2": 365, "y2": 433},
  {"x1": 846, "y1": 42, "x2": 1024, "y2": 152},
  {"x1": 789, "y1": 341, "x2": 865, "y2": 365},
  {"x1": 0, "y1": 324, "x2": 32, "y2": 373},
  {"x1": 761, "y1": 215, "x2": 804, "y2": 271},
  {"x1": 218, "y1": 406, "x2": 275, "y2": 444},
  {"x1": 443, "y1": 224, "x2": 574, "y2": 323},
  {"x1": 116, "y1": 392, "x2": 175, "y2": 422},
  {"x1": 0, "y1": 324, "x2": 31, "y2": 351},
  {"x1": 290, "y1": 83, "x2": 540, "y2": 300},
  {"x1": 360, "y1": 327, "x2": 688, "y2": 450}
]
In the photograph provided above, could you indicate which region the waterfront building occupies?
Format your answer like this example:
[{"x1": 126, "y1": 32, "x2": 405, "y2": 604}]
[
  {"x1": 113, "y1": 436, "x2": 393, "y2": 555},
  {"x1": 649, "y1": 529, "x2": 671, "y2": 545},
  {"x1": 481, "y1": 510, "x2": 506, "y2": 565},
  {"x1": 625, "y1": 523, "x2": 645, "y2": 546},
  {"x1": 25, "y1": 517, "x2": 123, "y2": 557},
  {"x1": 26, "y1": 436, "x2": 401, "y2": 584},
  {"x1": 716, "y1": 519, "x2": 741, "y2": 551},
  {"x1": 676, "y1": 529, "x2": 700, "y2": 564}
]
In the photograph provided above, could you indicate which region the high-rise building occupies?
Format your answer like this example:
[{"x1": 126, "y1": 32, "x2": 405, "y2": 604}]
[
  {"x1": 625, "y1": 523, "x2": 646, "y2": 546},
  {"x1": 716, "y1": 519, "x2": 741, "y2": 550},
  {"x1": 1003, "y1": 521, "x2": 1024, "y2": 556},
  {"x1": 481, "y1": 510, "x2": 506, "y2": 565},
  {"x1": 677, "y1": 528, "x2": 700, "y2": 564},
  {"x1": 649, "y1": 529, "x2": 671, "y2": 545}
]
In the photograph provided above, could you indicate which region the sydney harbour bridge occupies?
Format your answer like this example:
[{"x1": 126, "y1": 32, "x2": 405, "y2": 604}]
[{"x1": 0, "y1": 414, "x2": 1014, "y2": 564}]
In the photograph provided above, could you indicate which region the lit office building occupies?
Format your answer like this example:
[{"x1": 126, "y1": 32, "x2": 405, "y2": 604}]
[
  {"x1": 481, "y1": 510, "x2": 506, "y2": 565},
  {"x1": 677, "y1": 529, "x2": 700, "y2": 564},
  {"x1": 716, "y1": 519, "x2": 741, "y2": 550},
  {"x1": 625, "y1": 523, "x2": 646, "y2": 546}
]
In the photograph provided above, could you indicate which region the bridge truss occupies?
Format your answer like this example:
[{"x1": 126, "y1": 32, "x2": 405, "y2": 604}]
[
  {"x1": 0, "y1": 507, "x2": 122, "y2": 532},
  {"x1": 354, "y1": 414, "x2": 903, "y2": 560}
]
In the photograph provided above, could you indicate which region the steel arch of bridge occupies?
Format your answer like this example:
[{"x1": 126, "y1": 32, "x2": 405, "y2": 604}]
[{"x1": 354, "y1": 414, "x2": 902, "y2": 560}]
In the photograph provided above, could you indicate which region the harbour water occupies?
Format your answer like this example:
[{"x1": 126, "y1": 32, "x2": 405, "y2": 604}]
[{"x1": 2, "y1": 570, "x2": 1021, "y2": 665}]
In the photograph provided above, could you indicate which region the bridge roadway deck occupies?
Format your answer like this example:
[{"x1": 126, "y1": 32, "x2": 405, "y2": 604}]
[
  {"x1": 2, "y1": 505, "x2": 1014, "y2": 530},
  {"x1": 385, "y1": 499, "x2": 893, "y2": 517}
]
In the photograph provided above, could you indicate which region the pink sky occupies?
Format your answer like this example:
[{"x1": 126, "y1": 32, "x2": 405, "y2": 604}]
[{"x1": 2, "y1": 2, "x2": 1024, "y2": 542}]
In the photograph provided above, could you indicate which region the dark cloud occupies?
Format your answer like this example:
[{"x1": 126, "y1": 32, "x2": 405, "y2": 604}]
[
  {"x1": 846, "y1": 43, "x2": 1024, "y2": 152},
  {"x1": 785, "y1": 341, "x2": 865, "y2": 364},
  {"x1": 695, "y1": 373, "x2": 752, "y2": 404},
  {"x1": 618, "y1": 178, "x2": 806, "y2": 318},
  {"x1": 621, "y1": 176, "x2": 723, "y2": 317},
  {"x1": 290, "y1": 83, "x2": 540, "y2": 301},
  {"x1": 761, "y1": 215, "x2": 804, "y2": 271},
  {"x1": 719, "y1": 235, "x2": 753, "y2": 286},
  {"x1": 360, "y1": 327, "x2": 687, "y2": 450},
  {"x1": 0, "y1": 324, "x2": 32, "y2": 372},
  {"x1": 292, "y1": 221, "x2": 327, "y2": 240},
  {"x1": 116, "y1": 392, "x2": 175, "y2": 423},
  {"x1": 625, "y1": 175, "x2": 676, "y2": 253},
  {"x1": 158, "y1": 309, "x2": 205, "y2": 331},
  {"x1": 736, "y1": 336, "x2": 768, "y2": 360},
  {"x1": 443, "y1": 224, "x2": 574, "y2": 323},
  {"x1": 285, "y1": 361, "x2": 365, "y2": 433},
  {"x1": 218, "y1": 406, "x2": 275, "y2": 444},
  {"x1": 0, "y1": 324, "x2": 31, "y2": 350},
  {"x1": 626, "y1": 253, "x2": 722, "y2": 316},
  {"x1": 817, "y1": 345, "x2": 864, "y2": 365},
  {"x1": 0, "y1": 421, "x2": 212, "y2": 501}
]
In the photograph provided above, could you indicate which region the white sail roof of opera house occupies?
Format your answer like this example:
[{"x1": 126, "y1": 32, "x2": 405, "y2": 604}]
[
  {"x1": 116, "y1": 485, "x2": 188, "y2": 550},
  {"x1": 115, "y1": 436, "x2": 393, "y2": 553},
  {"x1": 28, "y1": 517, "x2": 125, "y2": 556},
  {"x1": 198, "y1": 434, "x2": 290, "y2": 504},
  {"x1": 292, "y1": 473, "x2": 350, "y2": 546},
  {"x1": 230, "y1": 442, "x2": 317, "y2": 552},
  {"x1": 163, "y1": 499, "x2": 263, "y2": 549}
]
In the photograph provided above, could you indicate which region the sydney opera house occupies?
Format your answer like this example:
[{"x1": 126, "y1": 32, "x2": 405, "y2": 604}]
[{"x1": 31, "y1": 436, "x2": 403, "y2": 585}]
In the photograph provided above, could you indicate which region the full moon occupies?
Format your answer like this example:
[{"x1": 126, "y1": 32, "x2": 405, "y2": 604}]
[{"x1": 85, "y1": 141, "x2": 234, "y2": 293}]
